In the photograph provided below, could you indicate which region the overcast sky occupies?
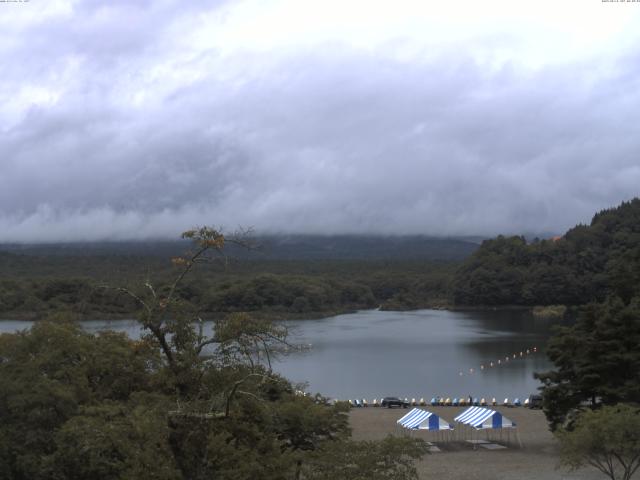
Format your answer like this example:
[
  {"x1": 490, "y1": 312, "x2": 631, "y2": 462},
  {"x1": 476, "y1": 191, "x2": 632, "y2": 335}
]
[{"x1": 1, "y1": 0, "x2": 639, "y2": 242}]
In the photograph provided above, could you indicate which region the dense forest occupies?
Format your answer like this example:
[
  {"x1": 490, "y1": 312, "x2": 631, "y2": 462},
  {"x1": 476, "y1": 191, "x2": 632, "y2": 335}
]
[
  {"x1": 1, "y1": 199, "x2": 639, "y2": 319},
  {"x1": 0, "y1": 234, "x2": 479, "y2": 261},
  {"x1": 0, "y1": 238, "x2": 460, "y2": 319},
  {"x1": 452, "y1": 198, "x2": 640, "y2": 307}
]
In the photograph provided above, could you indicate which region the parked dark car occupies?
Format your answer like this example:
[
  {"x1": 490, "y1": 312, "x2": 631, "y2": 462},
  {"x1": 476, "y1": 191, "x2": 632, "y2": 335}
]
[
  {"x1": 527, "y1": 394, "x2": 543, "y2": 409},
  {"x1": 381, "y1": 397, "x2": 410, "y2": 408}
]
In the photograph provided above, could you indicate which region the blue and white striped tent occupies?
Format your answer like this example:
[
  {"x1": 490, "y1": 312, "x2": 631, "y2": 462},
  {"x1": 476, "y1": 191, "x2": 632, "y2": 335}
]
[
  {"x1": 454, "y1": 406, "x2": 516, "y2": 430},
  {"x1": 397, "y1": 408, "x2": 453, "y2": 431}
]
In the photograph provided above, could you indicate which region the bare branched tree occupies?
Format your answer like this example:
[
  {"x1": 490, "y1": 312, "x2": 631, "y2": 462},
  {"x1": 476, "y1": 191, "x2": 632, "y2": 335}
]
[{"x1": 105, "y1": 226, "x2": 291, "y2": 402}]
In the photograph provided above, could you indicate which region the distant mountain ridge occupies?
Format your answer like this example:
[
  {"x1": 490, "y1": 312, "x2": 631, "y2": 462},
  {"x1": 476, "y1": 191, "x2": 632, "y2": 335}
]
[{"x1": 0, "y1": 235, "x2": 480, "y2": 261}]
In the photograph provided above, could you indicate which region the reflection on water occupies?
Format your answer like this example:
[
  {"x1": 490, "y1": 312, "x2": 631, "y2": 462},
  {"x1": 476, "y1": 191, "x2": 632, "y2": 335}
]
[
  {"x1": 0, "y1": 309, "x2": 561, "y2": 400},
  {"x1": 277, "y1": 309, "x2": 560, "y2": 400}
]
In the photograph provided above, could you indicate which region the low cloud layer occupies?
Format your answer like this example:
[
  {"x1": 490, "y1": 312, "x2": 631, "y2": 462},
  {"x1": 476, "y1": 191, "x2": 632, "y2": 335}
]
[{"x1": 2, "y1": 1, "x2": 639, "y2": 242}]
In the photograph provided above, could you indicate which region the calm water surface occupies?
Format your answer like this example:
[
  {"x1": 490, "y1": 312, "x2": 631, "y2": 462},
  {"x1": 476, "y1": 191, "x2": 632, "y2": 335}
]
[{"x1": 0, "y1": 309, "x2": 557, "y2": 400}]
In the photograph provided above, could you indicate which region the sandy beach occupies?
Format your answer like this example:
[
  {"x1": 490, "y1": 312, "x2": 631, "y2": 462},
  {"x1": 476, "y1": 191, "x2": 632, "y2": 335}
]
[{"x1": 349, "y1": 406, "x2": 608, "y2": 480}]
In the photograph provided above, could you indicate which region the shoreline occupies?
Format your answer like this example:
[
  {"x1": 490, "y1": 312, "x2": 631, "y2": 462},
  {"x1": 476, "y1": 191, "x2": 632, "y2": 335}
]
[{"x1": 0, "y1": 304, "x2": 551, "y2": 322}]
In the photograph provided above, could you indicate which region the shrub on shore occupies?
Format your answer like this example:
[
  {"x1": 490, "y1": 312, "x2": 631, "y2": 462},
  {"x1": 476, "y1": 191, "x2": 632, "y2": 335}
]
[{"x1": 532, "y1": 305, "x2": 566, "y2": 318}]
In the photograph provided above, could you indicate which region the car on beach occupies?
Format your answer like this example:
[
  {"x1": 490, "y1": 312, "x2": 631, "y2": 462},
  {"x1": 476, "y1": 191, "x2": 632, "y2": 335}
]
[
  {"x1": 527, "y1": 394, "x2": 543, "y2": 409},
  {"x1": 381, "y1": 397, "x2": 410, "y2": 408}
]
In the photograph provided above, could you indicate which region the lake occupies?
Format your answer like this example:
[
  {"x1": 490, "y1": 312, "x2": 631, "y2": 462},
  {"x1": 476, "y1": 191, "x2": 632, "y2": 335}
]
[{"x1": 0, "y1": 308, "x2": 557, "y2": 401}]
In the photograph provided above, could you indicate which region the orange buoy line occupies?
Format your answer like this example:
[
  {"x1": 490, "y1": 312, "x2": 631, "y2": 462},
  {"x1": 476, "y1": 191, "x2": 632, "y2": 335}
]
[{"x1": 457, "y1": 346, "x2": 539, "y2": 377}]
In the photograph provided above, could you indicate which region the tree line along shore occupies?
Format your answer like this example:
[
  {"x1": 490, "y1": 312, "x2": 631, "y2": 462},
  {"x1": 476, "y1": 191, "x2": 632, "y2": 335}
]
[{"x1": 1, "y1": 199, "x2": 639, "y2": 320}]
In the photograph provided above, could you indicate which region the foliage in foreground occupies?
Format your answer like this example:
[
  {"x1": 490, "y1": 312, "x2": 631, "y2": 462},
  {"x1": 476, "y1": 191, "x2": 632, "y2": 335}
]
[
  {"x1": 303, "y1": 436, "x2": 429, "y2": 480},
  {"x1": 556, "y1": 404, "x2": 640, "y2": 480},
  {"x1": 0, "y1": 228, "x2": 427, "y2": 480},
  {"x1": 535, "y1": 295, "x2": 640, "y2": 430}
]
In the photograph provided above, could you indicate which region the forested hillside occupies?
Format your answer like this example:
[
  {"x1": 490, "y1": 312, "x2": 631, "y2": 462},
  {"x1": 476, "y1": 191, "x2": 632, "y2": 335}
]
[
  {"x1": 0, "y1": 234, "x2": 478, "y2": 261},
  {"x1": 452, "y1": 198, "x2": 640, "y2": 306},
  {"x1": 0, "y1": 235, "x2": 472, "y2": 318},
  {"x1": 3, "y1": 199, "x2": 638, "y2": 318},
  {"x1": 0, "y1": 254, "x2": 455, "y2": 319}
]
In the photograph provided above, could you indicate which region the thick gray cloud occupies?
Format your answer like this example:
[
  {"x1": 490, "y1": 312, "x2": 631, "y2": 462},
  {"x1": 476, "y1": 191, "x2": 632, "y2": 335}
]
[{"x1": 1, "y1": 0, "x2": 639, "y2": 241}]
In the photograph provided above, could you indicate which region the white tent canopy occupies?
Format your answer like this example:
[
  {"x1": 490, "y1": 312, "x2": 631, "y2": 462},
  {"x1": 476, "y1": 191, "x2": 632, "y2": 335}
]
[
  {"x1": 454, "y1": 406, "x2": 516, "y2": 430},
  {"x1": 397, "y1": 408, "x2": 453, "y2": 431}
]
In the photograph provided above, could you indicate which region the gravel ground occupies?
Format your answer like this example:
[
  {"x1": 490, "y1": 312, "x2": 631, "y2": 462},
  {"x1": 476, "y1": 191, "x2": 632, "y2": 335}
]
[{"x1": 349, "y1": 406, "x2": 608, "y2": 480}]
